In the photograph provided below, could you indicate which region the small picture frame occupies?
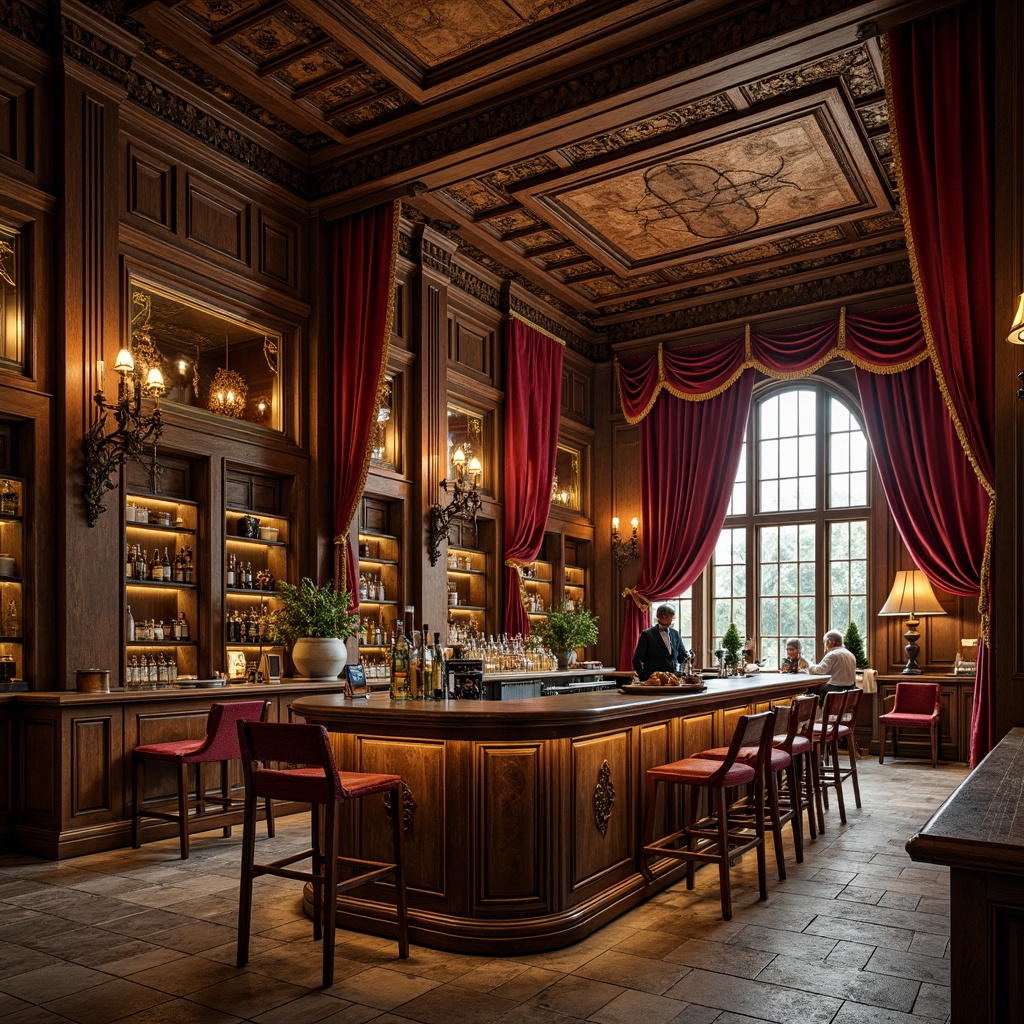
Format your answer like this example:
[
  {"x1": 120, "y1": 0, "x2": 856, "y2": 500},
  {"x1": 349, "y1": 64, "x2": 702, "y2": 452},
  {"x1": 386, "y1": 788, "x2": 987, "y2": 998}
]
[
  {"x1": 259, "y1": 653, "x2": 281, "y2": 682},
  {"x1": 344, "y1": 664, "x2": 369, "y2": 699},
  {"x1": 226, "y1": 650, "x2": 247, "y2": 680}
]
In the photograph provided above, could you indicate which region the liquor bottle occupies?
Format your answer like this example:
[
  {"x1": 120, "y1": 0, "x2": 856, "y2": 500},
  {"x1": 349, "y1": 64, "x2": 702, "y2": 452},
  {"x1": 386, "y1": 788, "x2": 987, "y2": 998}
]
[
  {"x1": 162, "y1": 547, "x2": 172, "y2": 582},
  {"x1": 408, "y1": 629, "x2": 422, "y2": 700},
  {"x1": 135, "y1": 545, "x2": 146, "y2": 581},
  {"x1": 174, "y1": 549, "x2": 185, "y2": 583},
  {"x1": 127, "y1": 604, "x2": 135, "y2": 642},
  {"x1": 126, "y1": 543, "x2": 134, "y2": 580},
  {"x1": 419, "y1": 623, "x2": 431, "y2": 701},
  {"x1": 184, "y1": 547, "x2": 194, "y2": 584},
  {"x1": 227, "y1": 553, "x2": 236, "y2": 588},
  {"x1": 180, "y1": 613, "x2": 189, "y2": 641},
  {"x1": 390, "y1": 620, "x2": 409, "y2": 701},
  {"x1": 4, "y1": 598, "x2": 19, "y2": 637},
  {"x1": 431, "y1": 631, "x2": 445, "y2": 700},
  {"x1": 150, "y1": 549, "x2": 162, "y2": 581}
]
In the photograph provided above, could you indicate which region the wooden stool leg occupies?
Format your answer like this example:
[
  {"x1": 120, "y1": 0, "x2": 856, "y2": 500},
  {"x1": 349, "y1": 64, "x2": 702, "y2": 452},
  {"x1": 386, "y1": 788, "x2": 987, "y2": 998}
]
[
  {"x1": 220, "y1": 760, "x2": 232, "y2": 838},
  {"x1": 310, "y1": 803, "x2": 323, "y2": 943},
  {"x1": 235, "y1": 784, "x2": 258, "y2": 969},
  {"x1": 754, "y1": 772, "x2": 767, "y2": 902},
  {"x1": 639, "y1": 777, "x2": 658, "y2": 880},
  {"x1": 846, "y1": 737, "x2": 861, "y2": 808},
  {"x1": 715, "y1": 787, "x2": 732, "y2": 920},
  {"x1": 830, "y1": 738, "x2": 847, "y2": 824},
  {"x1": 177, "y1": 762, "x2": 190, "y2": 859},
  {"x1": 265, "y1": 794, "x2": 276, "y2": 838},
  {"x1": 799, "y1": 753, "x2": 817, "y2": 840},
  {"x1": 391, "y1": 784, "x2": 409, "y2": 959},
  {"x1": 685, "y1": 783, "x2": 698, "y2": 891},
  {"x1": 765, "y1": 768, "x2": 786, "y2": 881},
  {"x1": 321, "y1": 802, "x2": 339, "y2": 989},
  {"x1": 879, "y1": 724, "x2": 887, "y2": 764},
  {"x1": 132, "y1": 754, "x2": 143, "y2": 849},
  {"x1": 811, "y1": 746, "x2": 826, "y2": 835},
  {"x1": 786, "y1": 759, "x2": 804, "y2": 862},
  {"x1": 931, "y1": 722, "x2": 938, "y2": 768}
]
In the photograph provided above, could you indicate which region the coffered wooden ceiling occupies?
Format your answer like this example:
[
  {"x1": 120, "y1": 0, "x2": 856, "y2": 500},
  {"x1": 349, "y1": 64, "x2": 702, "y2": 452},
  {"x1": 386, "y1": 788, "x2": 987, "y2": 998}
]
[{"x1": 107, "y1": 0, "x2": 958, "y2": 345}]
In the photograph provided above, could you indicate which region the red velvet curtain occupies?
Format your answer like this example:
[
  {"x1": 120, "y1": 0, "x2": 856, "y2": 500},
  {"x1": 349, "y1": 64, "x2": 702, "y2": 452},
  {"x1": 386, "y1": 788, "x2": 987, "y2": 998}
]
[
  {"x1": 887, "y1": 0, "x2": 995, "y2": 764},
  {"x1": 502, "y1": 319, "x2": 563, "y2": 636},
  {"x1": 331, "y1": 202, "x2": 398, "y2": 608},
  {"x1": 618, "y1": 375, "x2": 754, "y2": 669}
]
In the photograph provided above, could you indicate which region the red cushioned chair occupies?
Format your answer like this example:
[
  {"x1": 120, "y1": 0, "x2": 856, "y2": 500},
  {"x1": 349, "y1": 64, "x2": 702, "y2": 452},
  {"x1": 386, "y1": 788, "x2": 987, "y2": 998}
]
[
  {"x1": 132, "y1": 699, "x2": 273, "y2": 859},
  {"x1": 639, "y1": 710, "x2": 775, "y2": 921},
  {"x1": 879, "y1": 682, "x2": 942, "y2": 768},
  {"x1": 236, "y1": 720, "x2": 409, "y2": 989}
]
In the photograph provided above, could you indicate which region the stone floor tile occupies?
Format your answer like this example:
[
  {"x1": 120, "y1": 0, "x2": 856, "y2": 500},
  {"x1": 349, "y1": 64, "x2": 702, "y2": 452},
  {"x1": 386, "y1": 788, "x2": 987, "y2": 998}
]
[
  {"x1": 726, "y1": 924, "x2": 836, "y2": 962},
  {"x1": 318, "y1": 965, "x2": 439, "y2": 1011},
  {"x1": 188, "y1": 971, "x2": 314, "y2": 1016},
  {"x1": 824, "y1": 940, "x2": 875, "y2": 969},
  {"x1": 611, "y1": 927, "x2": 689, "y2": 958},
  {"x1": 573, "y1": 949, "x2": 689, "y2": 994},
  {"x1": 756, "y1": 953, "x2": 920, "y2": 1011},
  {"x1": 112, "y1": 997, "x2": 245, "y2": 1023},
  {"x1": 866, "y1": 947, "x2": 951, "y2": 985},
  {"x1": 387, "y1": 983, "x2": 517, "y2": 1024},
  {"x1": 520, "y1": 974, "x2": 622, "y2": 1018},
  {"x1": 0, "y1": 940, "x2": 61, "y2": 981},
  {"x1": 908, "y1": 933, "x2": 948, "y2": 959},
  {"x1": 667, "y1": 967, "x2": 842, "y2": 1023},
  {"x1": 913, "y1": 981, "x2": 951, "y2": 1019},
  {"x1": 0, "y1": 962, "x2": 111, "y2": 1002},
  {"x1": 829, "y1": 1000, "x2": 944, "y2": 1024},
  {"x1": 877, "y1": 891, "x2": 922, "y2": 912},
  {"x1": 665, "y1": 937, "x2": 774, "y2": 979},
  {"x1": 307, "y1": 1005, "x2": 385, "y2": 1024},
  {"x1": 488, "y1": 965, "x2": 563, "y2": 1002},
  {"x1": 248, "y1": 989, "x2": 353, "y2": 1024},
  {"x1": 803, "y1": 916, "x2": 913, "y2": 951},
  {"x1": 587, "y1": 987, "x2": 689, "y2": 1024},
  {"x1": 40, "y1": 976, "x2": 171, "y2": 1024},
  {"x1": 127, "y1": 951, "x2": 244, "y2": 995}
]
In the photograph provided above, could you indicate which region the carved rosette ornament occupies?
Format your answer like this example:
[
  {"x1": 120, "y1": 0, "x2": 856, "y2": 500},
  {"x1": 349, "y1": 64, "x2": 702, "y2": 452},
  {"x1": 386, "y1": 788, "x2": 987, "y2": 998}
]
[
  {"x1": 383, "y1": 783, "x2": 416, "y2": 831},
  {"x1": 593, "y1": 760, "x2": 615, "y2": 835}
]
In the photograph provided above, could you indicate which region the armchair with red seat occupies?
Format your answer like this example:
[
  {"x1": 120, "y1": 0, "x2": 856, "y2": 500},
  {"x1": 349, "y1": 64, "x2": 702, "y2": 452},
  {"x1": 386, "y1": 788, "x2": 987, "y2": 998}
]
[{"x1": 878, "y1": 681, "x2": 942, "y2": 768}]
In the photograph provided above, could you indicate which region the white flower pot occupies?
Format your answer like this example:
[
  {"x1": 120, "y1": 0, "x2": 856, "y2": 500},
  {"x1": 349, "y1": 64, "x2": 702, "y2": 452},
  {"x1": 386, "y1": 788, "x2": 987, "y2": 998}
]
[{"x1": 290, "y1": 637, "x2": 348, "y2": 679}]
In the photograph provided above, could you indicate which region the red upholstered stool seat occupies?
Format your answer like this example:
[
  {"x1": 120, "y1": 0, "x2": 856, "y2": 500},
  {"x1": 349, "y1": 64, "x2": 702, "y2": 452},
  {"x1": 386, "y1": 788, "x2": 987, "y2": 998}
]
[
  {"x1": 639, "y1": 711, "x2": 776, "y2": 921},
  {"x1": 879, "y1": 681, "x2": 942, "y2": 768},
  {"x1": 132, "y1": 699, "x2": 273, "y2": 859},
  {"x1": 236, "y1": 721, "x2": 410, "y2": 989}
]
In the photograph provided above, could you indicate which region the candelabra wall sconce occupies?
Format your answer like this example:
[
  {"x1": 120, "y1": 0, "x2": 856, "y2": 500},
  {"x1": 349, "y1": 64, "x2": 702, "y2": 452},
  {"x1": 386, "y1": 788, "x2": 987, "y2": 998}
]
[
  {"x1": 428, "y1": 447, "x2": 482, "y2": 566},
  {"x1": 611, "y1": 516, "x2": 640, "y2": 570},
  {"x1": 1008, "y1": 292, "x2": 1024, "y2": 399},
  {"x1": 83, "y1": 349, "x2": 165, "y2": 526}
]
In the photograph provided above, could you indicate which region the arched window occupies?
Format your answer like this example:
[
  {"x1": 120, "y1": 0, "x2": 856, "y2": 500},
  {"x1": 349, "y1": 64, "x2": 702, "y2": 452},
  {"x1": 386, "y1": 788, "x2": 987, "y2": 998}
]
[{"x1": 709, "y1": 380, "x2": 870, "y2": 668}]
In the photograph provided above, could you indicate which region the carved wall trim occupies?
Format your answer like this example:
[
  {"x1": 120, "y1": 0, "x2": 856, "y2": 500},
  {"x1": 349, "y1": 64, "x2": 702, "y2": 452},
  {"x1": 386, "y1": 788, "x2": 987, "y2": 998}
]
[{"x1": 593, "y1": 759, "x2": 615, "y2": 835}]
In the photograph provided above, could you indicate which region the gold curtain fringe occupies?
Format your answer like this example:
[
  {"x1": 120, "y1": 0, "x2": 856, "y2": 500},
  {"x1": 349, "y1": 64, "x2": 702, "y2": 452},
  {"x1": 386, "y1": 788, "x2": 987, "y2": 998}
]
[
  {"x1": 504, "y1": 558, "x2": 531, "y2": 614},
  {"x1": 510, "y1": 312, "x2": 567, "y2": 347},
  {"x1": 622, "y1": 587, "x2": 650, "y2": 609},
  {"x1": 979, "y1": 495, "x2": 994, "y2": 647}
]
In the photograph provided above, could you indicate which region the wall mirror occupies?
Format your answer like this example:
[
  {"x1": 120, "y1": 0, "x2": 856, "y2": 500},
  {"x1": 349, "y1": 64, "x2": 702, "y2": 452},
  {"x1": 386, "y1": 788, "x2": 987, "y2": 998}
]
[
  {"x1": 551, "y1": 443, "x2": 581, "y2": 511},
  {"x1": 128, "y1": 276, "x2": 283, "y2": 431},
  {"x1": 0, "y1": 225, "x2": 23, "y2": 371}
]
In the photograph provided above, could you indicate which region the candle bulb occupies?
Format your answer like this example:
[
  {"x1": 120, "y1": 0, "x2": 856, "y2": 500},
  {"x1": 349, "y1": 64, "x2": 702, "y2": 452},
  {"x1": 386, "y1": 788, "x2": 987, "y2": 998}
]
[
  {"x1": 97, "y1": 360, "x2": 105, "y2": 393},
  {"x1": 612, "y1": 517, "x2": 619, "y2": 533},
  {"x1": 630, "y1": 517, "x2": 639, "y2": 532}
]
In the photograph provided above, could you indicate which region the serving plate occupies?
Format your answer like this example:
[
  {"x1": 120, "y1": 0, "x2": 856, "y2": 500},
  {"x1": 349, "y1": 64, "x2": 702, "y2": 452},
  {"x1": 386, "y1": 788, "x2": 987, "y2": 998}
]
[{"x1": 619, "y1": 682, "x2": 707, "y2": 695}]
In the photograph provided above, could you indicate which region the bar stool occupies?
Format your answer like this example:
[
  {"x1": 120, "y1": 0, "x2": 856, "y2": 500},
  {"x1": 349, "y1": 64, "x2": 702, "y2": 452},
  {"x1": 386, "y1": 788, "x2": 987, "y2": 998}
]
[
  {"x1": 812, "y1": 687, "x2": 862, "y2": 828},
  {"x1": 639, "y1": 710, "x2": 775, "y2": 920},
  {"x1": 774, "y1": 693, "x2": 823, "y2": 853},
  {"x1": 132, "y1": 699, "x2": 273, "y2": 859},
  {"x1": 236, "y1": 720, "x2": 409, "y2": 989}
]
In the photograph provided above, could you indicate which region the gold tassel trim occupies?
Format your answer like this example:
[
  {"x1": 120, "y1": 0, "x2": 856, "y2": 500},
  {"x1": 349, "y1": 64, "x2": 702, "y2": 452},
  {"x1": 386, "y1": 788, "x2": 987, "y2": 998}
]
[
  {"x1": 504, "y1": 558, "x2": 532, "y2": 614},
  {"x1": 510, "y1": 312, "x2": 567, "y2": 347},
  {"x1": 622, "y1": 587, "x2": 651, "y2": 610}
]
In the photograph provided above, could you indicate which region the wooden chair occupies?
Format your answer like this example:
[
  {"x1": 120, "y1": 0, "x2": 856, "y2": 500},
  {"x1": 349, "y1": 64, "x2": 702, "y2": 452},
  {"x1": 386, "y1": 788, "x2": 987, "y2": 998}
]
[
  {"x1": 132, "y1": 699, "x2": 273, "y2": 858},
  {"x1": 236, "y1": 720, "x2": 409, "y2": 988},
  {"x1": 879, "y1": 682, "x2": 942, "y2": 767},
  {"x1": 812, "y1": 688, "x2": 862, "y2": 828},
  {"x1": 639, "y1": 710, "x2": 776, "y2": 920}
]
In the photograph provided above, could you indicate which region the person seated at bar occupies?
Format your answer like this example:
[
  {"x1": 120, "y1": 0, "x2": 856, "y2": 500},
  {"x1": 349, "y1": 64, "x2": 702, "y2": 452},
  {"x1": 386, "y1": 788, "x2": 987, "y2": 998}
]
[
  {"x1": 806, "y1": 629, "x2": 857, "y2": 701},
  {"x1": 780, "y1": 637, "x2": 809, "y2": 673},
  {"x1": 632, "y1": 604, "x2": 689, "y2": 681}
]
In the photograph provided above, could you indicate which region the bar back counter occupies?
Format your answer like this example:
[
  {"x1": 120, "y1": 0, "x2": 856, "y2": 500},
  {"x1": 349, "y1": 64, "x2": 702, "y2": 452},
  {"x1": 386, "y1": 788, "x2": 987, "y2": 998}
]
[{"x1": 291, "y1": 672, "x2": 811, "y2": 954}]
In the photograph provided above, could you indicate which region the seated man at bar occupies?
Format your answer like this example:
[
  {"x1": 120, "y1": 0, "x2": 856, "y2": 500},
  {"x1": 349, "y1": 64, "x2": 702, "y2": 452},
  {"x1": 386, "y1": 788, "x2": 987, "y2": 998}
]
[
  {"x1": 780, "y1": 637, "x2": 809, "y2": 673},
  {"x1": 632, "y1": 604, "x2": 689, "y2": 681},
  {"x1": 806, "y1": 628, "x2": 857, "y2": 701}
]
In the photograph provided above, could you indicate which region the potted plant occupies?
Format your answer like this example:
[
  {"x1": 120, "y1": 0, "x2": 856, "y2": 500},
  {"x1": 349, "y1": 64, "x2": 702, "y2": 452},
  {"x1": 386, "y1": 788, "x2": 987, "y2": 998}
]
[
  {"x1": 268, "y1": 577, "x2": 358, "y2": 679},
  {"x1": 844, "y1": 620, "x2": 869, "y2": 671},
  {"x1": 721, "y1": 622, "x2": 743, "y2": 673},
  {"x1": 536, "y1": 600, "x2": 599, "y2": 670}
]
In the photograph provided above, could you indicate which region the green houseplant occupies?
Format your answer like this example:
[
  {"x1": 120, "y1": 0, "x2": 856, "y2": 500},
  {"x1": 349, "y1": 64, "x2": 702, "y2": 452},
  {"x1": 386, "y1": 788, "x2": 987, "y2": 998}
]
[
  {"x1": 536, "y1": 601, "x2": 599, "y2": 670},
  {"x1": 721, "y1": 622, "x2": 743, "y2": 671},
  {"x1": 269, "y1": 577, "x2": 358, "y2": 679},
  {"x1": 843, "y1": 620, "x2": 869, "y2": 670}
]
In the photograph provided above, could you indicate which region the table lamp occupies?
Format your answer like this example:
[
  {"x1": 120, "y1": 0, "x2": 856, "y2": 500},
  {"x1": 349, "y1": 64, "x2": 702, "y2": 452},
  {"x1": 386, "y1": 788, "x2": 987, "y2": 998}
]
[{"x1": 878, "y1": 569, "x2": 945, "y2": 674}]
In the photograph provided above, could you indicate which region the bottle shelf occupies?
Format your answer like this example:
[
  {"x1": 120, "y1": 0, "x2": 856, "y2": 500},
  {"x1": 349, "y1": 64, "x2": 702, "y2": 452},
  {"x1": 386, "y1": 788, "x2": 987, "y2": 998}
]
[
  {"x1": 361, "y1": 598, "x2": 398, "y2": 607},
  {"x1": 359, "y1": 556, "x2": 399, "y2": 567},
  {"x1": 226, "y1": 586, "x2": 280, "y2": 594},
  {"x1": 226, "y1": 536, "x2": 287, "y2": 548},
  {"x1": 126, "y1": 579, "x2": 197, "y2": 590},
  {"x1": 128, "y1": 639, "x2": 197, "y2": 647},
  {"x1": 126, "y1": 522, "x2": 196, "y2": 536},
  {"x1": 0, "y1": 635, "x2": 23, "y2": 644},
  {"x1": 0, "y1": 574, "x2": 22, "y2": 584},
  {"x1": 447, "y1": 568, "x2": 486, "y2": 578},
  {"x1": 0, "y1": 513, "x2": 23, "y2": 523},
  {"x1": 449, "y1": 603, "x2": 487, "y2": 612}
]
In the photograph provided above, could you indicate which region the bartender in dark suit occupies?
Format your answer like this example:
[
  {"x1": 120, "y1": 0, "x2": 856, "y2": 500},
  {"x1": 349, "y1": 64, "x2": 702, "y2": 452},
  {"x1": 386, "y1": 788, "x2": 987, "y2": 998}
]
[{"x1": 632, "y1": 603, "x2": 689, "y2": 680}]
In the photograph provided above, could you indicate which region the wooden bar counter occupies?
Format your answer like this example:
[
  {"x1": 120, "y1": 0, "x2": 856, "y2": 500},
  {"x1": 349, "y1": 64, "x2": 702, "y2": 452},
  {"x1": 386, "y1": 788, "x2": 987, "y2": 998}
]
[
  {"x1": 291, "y1": 672, "x2": 812, "y2": 955},
  {"x1": 2, "y1": 680, "x2": 348, "y2": 858},
  {"x1": 906, "y1": 726, "x2": 1024, "y2": 1023}
]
